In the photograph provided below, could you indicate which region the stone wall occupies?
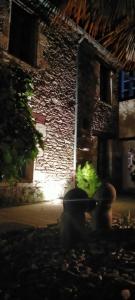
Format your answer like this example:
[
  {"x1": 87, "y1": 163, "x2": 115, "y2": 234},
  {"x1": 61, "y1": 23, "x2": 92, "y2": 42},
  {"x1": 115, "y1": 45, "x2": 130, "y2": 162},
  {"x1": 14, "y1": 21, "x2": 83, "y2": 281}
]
[
  {"x1": 77, "y1": 40, "x2": 118, "y2": 171},
  {"x1": 30, "y1": 23, "x2": 79, "y2": 198},
  {"x1": 78, "y1": 40, "x2": 118, "y2": 138},
  {"x1": 0, "y1": 1, "x2": 79, "y2": 200},
  {"x1": 91, "y1": 101, "x2": 117, "y2": 136},
  {"x1": 0, "y1": 0, "x2": 10, "y2": 51},
  {"x1": 0, "y1": 0, "x2": 119, "y2": 200}
]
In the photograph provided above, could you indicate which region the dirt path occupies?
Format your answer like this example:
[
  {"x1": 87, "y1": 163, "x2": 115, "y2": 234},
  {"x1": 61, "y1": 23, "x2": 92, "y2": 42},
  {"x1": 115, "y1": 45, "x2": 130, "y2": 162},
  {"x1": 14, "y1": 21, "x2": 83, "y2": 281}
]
[{"x1": 0, "y1": 196, "x2": 134, "y2": 233}]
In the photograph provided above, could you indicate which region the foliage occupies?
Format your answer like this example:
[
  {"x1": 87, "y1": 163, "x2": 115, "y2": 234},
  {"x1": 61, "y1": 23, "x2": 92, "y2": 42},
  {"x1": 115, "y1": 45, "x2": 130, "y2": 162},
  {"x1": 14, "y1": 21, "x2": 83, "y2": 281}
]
[
  {"x1": 21, "y1": 1, "x2": 135, "y2": 70},
  {"x1": 55, "y1": 0, "x2": 135, "y2": 70},
  {"x1": 0, "y1": 63, "x2": 44, "y2": 183},
  {"x1": 0, "y1": 185, "x2": 44, "y2": 208},
  {"x1": 76, "y1": 161, "x2": 101, "y2": 198}
]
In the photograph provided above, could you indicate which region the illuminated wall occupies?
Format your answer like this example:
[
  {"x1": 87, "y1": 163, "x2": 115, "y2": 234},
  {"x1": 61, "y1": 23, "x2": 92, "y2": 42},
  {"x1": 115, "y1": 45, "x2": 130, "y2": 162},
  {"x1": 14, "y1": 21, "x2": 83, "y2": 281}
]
[
  {"x1": 119, "y1": 99, "x2": 135, "y2": 138},
  {"x1": 30, "y1": 24, "x2": 78, "y2": 200},
  {"x1": 0, "y1": 1, "x2": 79, "y2": 200},
  {"x1": 0, "y1": 0, "x2": 119, "y2": 200},
  {"x1": 121, "y1": 140, "x2": 135, "y2": 189},
  {"x1": 119, "y1": 99, "x2": 135, "y2": 190}
]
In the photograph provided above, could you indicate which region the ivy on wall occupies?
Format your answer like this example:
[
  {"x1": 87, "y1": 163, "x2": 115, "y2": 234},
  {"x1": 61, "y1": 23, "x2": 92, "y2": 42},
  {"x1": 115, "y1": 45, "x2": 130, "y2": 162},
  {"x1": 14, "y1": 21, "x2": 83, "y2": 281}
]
[{"x1": 0, "y1": 63, "x2": 44, "y2": 183}]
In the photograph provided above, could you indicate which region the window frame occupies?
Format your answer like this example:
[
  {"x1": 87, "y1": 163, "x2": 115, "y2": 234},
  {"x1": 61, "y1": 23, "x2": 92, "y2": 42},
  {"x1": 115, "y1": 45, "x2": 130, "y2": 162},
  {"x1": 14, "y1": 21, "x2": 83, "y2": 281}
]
[{"x1": 119, "y1": 70, "x2": 135, "y2": 101}]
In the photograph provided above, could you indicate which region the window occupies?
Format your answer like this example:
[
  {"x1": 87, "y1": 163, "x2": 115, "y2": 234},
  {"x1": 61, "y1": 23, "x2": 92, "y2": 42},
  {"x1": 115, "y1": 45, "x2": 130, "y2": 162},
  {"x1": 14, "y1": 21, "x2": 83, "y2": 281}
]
[
  {"x1": 19, "y1": 161, "x2": 34, "y2": 183},
  {"x1": 100, "y1": 65, "x2": 112, "y2": 104},
  {"x1": 119, "y1": 71, "x2": 135, "y2": 101},
  {"x1": 19, "y1": 113, "x2": 46, "y2": 182},
  {"x1": 9, "y1": 2, "x2": 37, "y2": 66}
]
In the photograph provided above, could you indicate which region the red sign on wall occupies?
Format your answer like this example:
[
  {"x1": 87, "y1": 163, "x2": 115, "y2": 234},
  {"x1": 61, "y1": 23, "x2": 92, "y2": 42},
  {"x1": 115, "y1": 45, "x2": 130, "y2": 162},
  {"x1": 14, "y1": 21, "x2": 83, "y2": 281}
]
[{"x1": 32, "y1": 112, "x2": 46, "y2": 124}]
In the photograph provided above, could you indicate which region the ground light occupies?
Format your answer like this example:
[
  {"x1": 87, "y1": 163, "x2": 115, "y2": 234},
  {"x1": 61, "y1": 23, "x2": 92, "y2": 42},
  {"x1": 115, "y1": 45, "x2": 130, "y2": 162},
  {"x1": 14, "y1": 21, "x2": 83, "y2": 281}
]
[{"x1": 33, "y1": 170, "x2": 67, "y2": 201}]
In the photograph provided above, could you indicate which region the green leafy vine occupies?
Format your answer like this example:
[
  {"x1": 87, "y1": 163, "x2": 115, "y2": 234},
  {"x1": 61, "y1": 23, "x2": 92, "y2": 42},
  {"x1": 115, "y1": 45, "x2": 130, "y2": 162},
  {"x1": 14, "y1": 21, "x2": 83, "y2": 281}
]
[{"x1": 0, "y1": 63, "x2": 44, "y2": 183}]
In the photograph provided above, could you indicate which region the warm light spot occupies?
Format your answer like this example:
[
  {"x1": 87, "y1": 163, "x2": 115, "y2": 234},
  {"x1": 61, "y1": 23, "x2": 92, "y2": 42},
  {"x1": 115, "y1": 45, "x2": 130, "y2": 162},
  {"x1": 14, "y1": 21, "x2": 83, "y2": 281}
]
[
  {"x1": 33, "y1": 170, "x2": 66, "y2": 201},
  {"x1": 44, "y1": 180, "x2": 65, "y2": 201},
  {"x1": 52, "y1": 199, "x2": 63, "y2": 205},
  {"x1": 33, "y1": 170, "x2": 45, "y2": 183}
]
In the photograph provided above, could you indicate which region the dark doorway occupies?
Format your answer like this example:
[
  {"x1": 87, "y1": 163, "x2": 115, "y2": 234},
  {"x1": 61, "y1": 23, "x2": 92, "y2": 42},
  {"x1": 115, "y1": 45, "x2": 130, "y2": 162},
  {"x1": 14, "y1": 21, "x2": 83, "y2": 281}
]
[{"x1": 97, "y1": 138, "x2": 113, "y2": 180}]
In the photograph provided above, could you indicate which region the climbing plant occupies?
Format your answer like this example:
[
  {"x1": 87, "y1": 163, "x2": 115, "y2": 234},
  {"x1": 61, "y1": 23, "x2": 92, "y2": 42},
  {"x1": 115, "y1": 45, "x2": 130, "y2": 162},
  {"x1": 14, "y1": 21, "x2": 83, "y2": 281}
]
[
  {"x1": 0, "y1": 63, "x2": 44, "y2": 183},
  {"x1": 76, "y1": 161, "x2": 101, "y2": 198}
]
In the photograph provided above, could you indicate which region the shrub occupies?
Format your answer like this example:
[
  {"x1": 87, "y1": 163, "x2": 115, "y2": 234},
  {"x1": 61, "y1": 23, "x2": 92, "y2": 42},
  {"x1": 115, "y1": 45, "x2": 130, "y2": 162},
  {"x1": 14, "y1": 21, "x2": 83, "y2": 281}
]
[{"x1": 76, "y1": 161, "x2": 101, "y2": 198}]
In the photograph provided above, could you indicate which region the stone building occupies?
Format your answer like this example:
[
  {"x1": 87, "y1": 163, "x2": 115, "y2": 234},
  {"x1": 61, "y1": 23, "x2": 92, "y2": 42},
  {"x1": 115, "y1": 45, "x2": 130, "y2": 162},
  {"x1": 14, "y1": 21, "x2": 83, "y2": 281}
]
[{"x1": 0, "y1": 0, "x2": 121, "y2": 201}]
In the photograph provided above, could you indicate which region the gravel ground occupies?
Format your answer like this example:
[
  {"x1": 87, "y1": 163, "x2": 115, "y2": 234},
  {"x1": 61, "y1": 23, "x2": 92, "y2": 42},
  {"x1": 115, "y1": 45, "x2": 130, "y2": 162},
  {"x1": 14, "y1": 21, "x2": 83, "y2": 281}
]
[{"x1": 0, "y1": 218, "x2": 135, "y2": 300}]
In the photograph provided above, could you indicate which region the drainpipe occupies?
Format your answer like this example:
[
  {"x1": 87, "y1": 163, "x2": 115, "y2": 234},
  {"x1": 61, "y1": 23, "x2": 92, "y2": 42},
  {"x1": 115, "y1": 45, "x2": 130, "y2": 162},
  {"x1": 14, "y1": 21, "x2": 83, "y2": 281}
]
[
  {"x1": 73, "y1": 36, "x2": 85, "y2": 187},
  {"x1": 8, "y1": 0, "x2": 12, "y2": 51}
]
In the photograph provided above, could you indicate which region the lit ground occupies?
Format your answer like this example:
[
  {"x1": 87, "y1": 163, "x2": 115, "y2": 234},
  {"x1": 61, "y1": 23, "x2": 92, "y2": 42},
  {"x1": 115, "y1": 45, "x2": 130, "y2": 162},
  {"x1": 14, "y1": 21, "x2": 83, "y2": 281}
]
[
  {"x1": 113, "y1": 195, "x2": 135, "y2": 219},
  {"x1": 1, "y1": 197, "x2": 135, "y2": 299},
  {"x1": 0, "y1": 195, "x2": 134, "y2": 233}
]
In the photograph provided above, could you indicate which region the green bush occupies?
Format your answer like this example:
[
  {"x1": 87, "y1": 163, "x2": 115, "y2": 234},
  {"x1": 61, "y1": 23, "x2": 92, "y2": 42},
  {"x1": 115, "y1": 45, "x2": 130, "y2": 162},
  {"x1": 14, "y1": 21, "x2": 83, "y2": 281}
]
[
  {"x1": 76, "y1": 161, "x2": 101, "y2": 198},
  {"x1": 0, "y1": 63, "x2": 44, "y2": 183}
]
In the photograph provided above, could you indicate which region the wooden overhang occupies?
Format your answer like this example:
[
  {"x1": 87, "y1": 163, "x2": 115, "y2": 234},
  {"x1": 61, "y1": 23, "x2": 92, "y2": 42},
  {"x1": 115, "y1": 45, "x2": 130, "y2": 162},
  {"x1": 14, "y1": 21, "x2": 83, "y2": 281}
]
[{"x1": 14, "y1": 0, "x2": 121, "y2": 71}]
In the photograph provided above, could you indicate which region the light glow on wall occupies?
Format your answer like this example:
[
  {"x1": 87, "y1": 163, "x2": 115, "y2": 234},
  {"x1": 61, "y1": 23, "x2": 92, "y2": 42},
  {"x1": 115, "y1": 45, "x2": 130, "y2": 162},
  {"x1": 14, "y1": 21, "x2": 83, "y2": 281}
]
[
  {"x1": 119, "y1": 99, "x2": 135, "y2": 138},
  {"x1": 43, "y1": 180, "x2": 65, "y2": 201},
  {"x1": 33, "y1": 170, "x2": 67, "y2": 201}
]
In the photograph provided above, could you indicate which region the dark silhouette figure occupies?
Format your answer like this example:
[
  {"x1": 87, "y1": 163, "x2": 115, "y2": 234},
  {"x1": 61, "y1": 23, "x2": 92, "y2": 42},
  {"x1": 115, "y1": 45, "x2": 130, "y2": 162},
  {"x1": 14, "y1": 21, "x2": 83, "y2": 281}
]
[
  {"x1": 61, "y1": 183, "x2": 116, "y2": 248},
  {"x1": 93, "y1": 182, "x2": 116, "y2": 231},
  {"x1": 61, "y1": 187, "x2": 96, "y2": 248}
]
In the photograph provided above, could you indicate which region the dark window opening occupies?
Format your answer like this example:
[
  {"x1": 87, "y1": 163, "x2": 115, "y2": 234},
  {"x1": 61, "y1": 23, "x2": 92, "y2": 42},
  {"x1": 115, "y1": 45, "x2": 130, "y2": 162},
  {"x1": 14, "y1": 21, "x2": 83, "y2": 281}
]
[
  {"x1": 19, "y1": 161, "x2": 34, "y2": 183},
  {"x1": 119, "y1": 71, "x2": 135, "y2": 101},
  {"x1": 82, "y1": 118, "x2": 89, "y2": 130},
  {"x1": 100, "y1": 65, "x2": 112, "y2": 104},
  {"x1": 97, "y1": 138, "x2": 110, "y2": 179},
  {"x1": 9, "y1": 2, "x2": 37, "y2": 66}
]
